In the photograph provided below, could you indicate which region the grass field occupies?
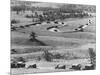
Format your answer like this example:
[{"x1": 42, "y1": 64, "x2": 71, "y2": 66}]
[
  {"x1": 11, "y1": 16, "x2": 96, "y2": 74},
  {"x1": 11, "y1": 1, "x2": 96, "y2": 74}
]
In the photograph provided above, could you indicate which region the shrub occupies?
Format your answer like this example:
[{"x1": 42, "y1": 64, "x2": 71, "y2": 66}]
[
  {"x1": 25, "y1": 14, "x2": 33, "y2": 18},
  {"x1": 11, "y1": 49, "x2": 17, "y2": 54},
  {"x1": 42, "y1": 50, "x2": 53, "y2": 62},
  {"x1": 11, "y1": 19, "x2": 19, "y2": 24},
  {"x1": 88, "y1": 48, "x2": 96, "y2": 65},
  {"x1": 29, "y1": 32, "x2": 37, "y2": 41},
  {"x1": 16, "y1": 57, "x2": 26, "y2": 63},
  {"x1": 53, "y1": 53, "x2": 65, "y2": 59}
]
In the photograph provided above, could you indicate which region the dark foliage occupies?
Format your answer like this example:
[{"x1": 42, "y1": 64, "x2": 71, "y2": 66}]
[
  {"x1": 11, "y1": 19, "x2": 19, "y2": 24},
  {"x1": 42, "y1": 50, "x2": 53, "y2": 62}
]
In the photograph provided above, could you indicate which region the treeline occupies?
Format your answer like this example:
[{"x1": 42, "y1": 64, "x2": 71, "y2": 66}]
[
  {"x1": 11, "y1": 5, "x2": 94, "y2": 23},
  {"x1": 28, "y1": 11, "x2": 89, "y2": 22},
  {"x1": 11, "y1": 4, "x2": 95, "y2": 14},
  {"x1": 11, "y1": 48, "x2": 95, "y2": 64}
]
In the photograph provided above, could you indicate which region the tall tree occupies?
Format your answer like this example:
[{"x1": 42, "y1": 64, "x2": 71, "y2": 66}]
[
  {"x1": 29, "y1": 32, "x2": 37, "y2": 41},
  {"x1": 43, "y1": 50, "x2": 53, "y2": 62},
  {"x1": 88, "y1": 48, "x2": 96, "y2": 66}
]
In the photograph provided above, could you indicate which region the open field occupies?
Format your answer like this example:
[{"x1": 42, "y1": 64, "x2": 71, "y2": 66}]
[
  {"x1": 11, "y1": 17, "x2": 96, "y2": 50},
  {"x1": 11, "y1": 0, "x2": 96, "y2": 74},
  {"x1": 11, "y1": 16, "x2": 96, "y2": 74}
]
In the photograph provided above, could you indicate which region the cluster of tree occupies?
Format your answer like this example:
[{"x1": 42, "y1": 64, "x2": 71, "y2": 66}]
[
  {"x1": 11, "y1": 48, "x2": 96, "y2": 64},
  {"x1": 41, "y1": 51, "x2": 81, "y2": 62},
  {"x1": 11, "y1": 19, "x2": 19, "y2": 24},
  {"x1": 29, "y1": 32, "x2": 37, "y2": 41},
  {"x1": 11, "y1": 4, "x2": 31, "y2": 14},
  {"x1": 40, "y1": 48, "x2": 96, "y2": 63},
  {"x1": 11, "y1": 57, "x2": 26, "y2": 63},
  {"x1": 42, "y1": 50, "x2": 53, "y2": 62},
  {"x1": 25, "y1": 11, "x2": 90, "y2": 23},
  {"x1": 11, "y1": 4, "x2": 93, "y2": 24},
  {"x1": 42, "y1": 11, "x2": 89, "y2": 20},
  {"x1": 11, "y1": 4, "x2": 91, "y2": 17}
]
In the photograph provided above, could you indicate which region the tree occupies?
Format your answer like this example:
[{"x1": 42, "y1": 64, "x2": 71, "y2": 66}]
[
  {"x1": 53, "y1": 53, "x2": 65, "y2": 59},
  {"x1": 38, "y1": 15, "x2": 44, "y2": 22},
  {"x1": 29, "y1": 32, "x2": 37, "y2": 41},
  {"x1": 11, "y1": 5, "x2": 26, "y2": 15},
  {"x1": 11, "y1": 6, "x2": 22, "y2": 14},
  {"x1": 17, "y1": 57, "x2": 26, "y2": 63},
  {"x1": 34, "y1": 12, "x2": 38, "y2": 17},
  {"x1": 88, "y1": 48, "x2": 96, "y2": 66},
  {"x1": 11, "y1": 49, "x2": 17, "y2": 54},
  {"x1": 43, "y1": 50, "x2": 53, "y2": 62},
  {"x1": 12, "y1": 57, "x2": 26, "y2": 63},
  {"x1": 11, "y1": 19, "x2": 19, "y2": 24}
]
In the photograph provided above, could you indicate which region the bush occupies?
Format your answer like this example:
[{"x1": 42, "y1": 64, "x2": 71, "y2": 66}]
[
  {"x1": 42, "y1": 51, "x2": 53, "y2": 62},
  {"x1": 88, "y1": 48, "x2": 96, "y2": 65},
  {"x1": 25, "y1": 14, "x2": 33, "y2": 18},
  {"x1": 53, "y1": 53, "x2": 65, "y2": 59},
  {"x1": 16, "y1": 57, "x2": 26, "y2": 63},
  {"x1": 11, "y1": 57, "x2": 26, "y2": 63},
  {"x1": 20, "y1": 26, "x2": 24, "y2": 28},
  {"x1": 29, "y1": 32, "x2": 37, "y2": 41},
  {"x1": 11, "y1": 49, "x2": 17, "y2": 54},
  {"x1": 11, "y1": 19, "x2": 19, "y2": 24}
]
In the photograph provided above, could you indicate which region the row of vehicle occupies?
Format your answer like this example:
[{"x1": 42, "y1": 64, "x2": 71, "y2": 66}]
[{"x1": 11, "y1": 61, "x2": 95, "y2": 70}]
